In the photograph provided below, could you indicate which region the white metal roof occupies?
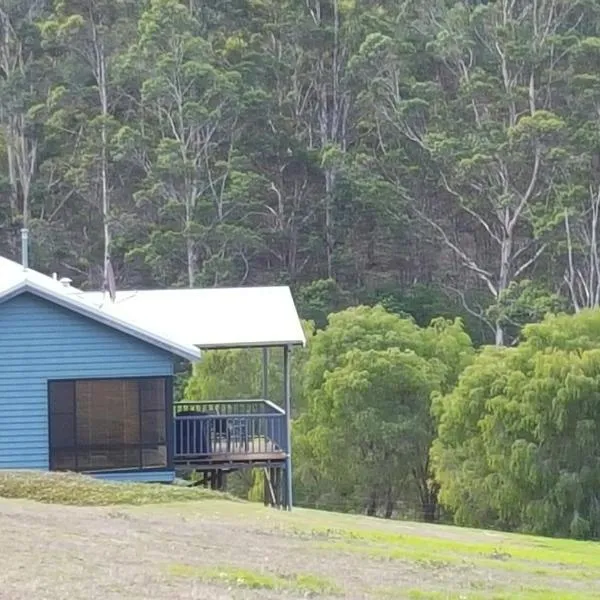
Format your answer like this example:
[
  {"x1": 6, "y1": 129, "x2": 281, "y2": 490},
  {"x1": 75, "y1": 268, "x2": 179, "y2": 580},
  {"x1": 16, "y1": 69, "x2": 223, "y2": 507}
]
[
  {"x1": 79, "y1": 287, "x2": 306, "y2": 349},
  {"x1": 0, "y1": 257, "x2": 201, "y2": 362}
]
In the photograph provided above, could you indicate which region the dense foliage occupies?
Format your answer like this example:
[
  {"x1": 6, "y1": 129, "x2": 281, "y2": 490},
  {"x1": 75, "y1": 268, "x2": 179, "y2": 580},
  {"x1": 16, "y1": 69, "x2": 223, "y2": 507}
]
[
  {"x1": 188, "y1": 306, "x2": 600, "y2": 539},
  {"x1": 433, "y1": 310, "x2": 600, "y2": 539},
  {"x1": 5, "y1": 0, "x2": 600, "y2": 343},
  {"x1": 293, "y1": 306, "x2": 473, "y2": 519}
]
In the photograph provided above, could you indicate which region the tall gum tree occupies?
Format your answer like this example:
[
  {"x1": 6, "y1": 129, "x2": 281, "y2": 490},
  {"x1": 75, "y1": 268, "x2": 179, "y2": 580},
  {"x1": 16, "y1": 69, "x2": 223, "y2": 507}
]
[
  {"x1": 114, "y1": 0, "x2": 253, "y2": 287},
  {"x1": 561, "y1": 34, "x2": 600, "y2": 311},
  {"x1": 249, "y1": 0, "x2": 360, "y2": 281},
  {"x1": 220, "y1": 0, "x2": 323, "y2": 282},
  {"x1": 39, "y1": 0, "x2": 133, "y2": 283},
  {"x1": 0, "y1": 0, "x2": 47, "y2": 253},
  {"x1": 305, "y1": 0, "x2": 352, "y2": 278},
  {"x1": 354, "y1": 0, "x2": 581, "y2": 345}
]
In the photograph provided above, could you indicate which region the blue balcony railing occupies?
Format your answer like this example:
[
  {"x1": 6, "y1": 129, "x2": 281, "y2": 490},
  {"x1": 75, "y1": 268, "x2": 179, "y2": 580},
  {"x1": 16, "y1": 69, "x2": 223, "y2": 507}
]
[{"x1": 173, "y1": 399, "x2": 286, "y2": 462}]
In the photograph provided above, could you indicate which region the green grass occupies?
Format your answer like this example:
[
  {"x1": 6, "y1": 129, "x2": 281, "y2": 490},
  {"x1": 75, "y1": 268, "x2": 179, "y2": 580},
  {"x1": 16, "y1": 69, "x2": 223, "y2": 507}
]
[
  {"x1": 280, "y1": 521, "x2": 600, "y2": 574},
  {"x1": 168, "y1": 564, "x2": 341, "y2": 595},
  {"x1": 0, "y1": 471, "x2": 230, "y2": 506},
  {"x1": 310, "y1": 533, "x2": 600, "y2": 583},
  {"x1": 199, "y1": 503, "x2": 599, "y2": 595}
]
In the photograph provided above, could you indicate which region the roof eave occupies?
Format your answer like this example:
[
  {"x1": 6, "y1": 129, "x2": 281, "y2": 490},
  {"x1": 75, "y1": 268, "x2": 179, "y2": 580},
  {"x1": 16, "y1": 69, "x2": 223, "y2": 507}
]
[
  {"x1": 0, "y1": 280, "x2": 29, "y2": 305},
  {"x1": 197, "y1": 339, "x2": 306, "y2": 350},
  {"x1": 0, "y1": 281, "x2": 201, "y2": 362}
]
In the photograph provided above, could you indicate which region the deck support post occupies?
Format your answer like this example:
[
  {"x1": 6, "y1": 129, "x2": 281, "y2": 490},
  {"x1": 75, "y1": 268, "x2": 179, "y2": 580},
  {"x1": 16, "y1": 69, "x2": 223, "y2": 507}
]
[
  {"x1": 263, "y1": 467, "x2": 278, "y2": 507},
  {"x1": 262, "y1": 347, "x2": 269, "y2": 399},
  {"x1": 276, "y1": 467, "x2": 283, "y2": 508},
  {"x1": 263, "y1": 469, "x2": 269, "y2": 506},
  {"x1": 283, "y1": 344, "x2": 293, "y2": 510}
]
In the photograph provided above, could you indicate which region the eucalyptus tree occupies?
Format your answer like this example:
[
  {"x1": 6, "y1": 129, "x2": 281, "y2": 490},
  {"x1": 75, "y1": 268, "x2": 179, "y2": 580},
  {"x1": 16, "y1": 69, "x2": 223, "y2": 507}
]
[
  {"x1": 113, "y1": 0, "x2": 259, "y2": 287},
  {"x1": 0, "y1": 0, "x2": 48, "y2": 255},
  {"x1": 240, "y1": 0, "x2": 387, "y2": 282},
  {"x1": 38, "y1": 0, "x2": 135, "y2": 282},
  {"x1": 560, "y1": 33, "x2": 600, "y2": 311},
  {"x1": 352, "y1": 0, "x2": 582, "y2": 344},
  {"x1": 303, "y1": 0, "x2": 355, "y2": 279}
]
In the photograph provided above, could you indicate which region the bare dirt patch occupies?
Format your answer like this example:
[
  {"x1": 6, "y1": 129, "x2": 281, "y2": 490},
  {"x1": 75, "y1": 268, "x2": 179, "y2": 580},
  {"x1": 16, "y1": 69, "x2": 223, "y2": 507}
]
[{"x1": 1, "y1": 497, "x2": 599, "y2": 599}]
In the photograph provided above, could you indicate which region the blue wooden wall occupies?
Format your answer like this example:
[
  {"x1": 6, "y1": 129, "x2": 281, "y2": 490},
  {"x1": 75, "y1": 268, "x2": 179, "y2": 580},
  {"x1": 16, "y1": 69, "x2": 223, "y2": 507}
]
[{"x1": 0, "y1": 292, "x2": 175, "y2": 481}]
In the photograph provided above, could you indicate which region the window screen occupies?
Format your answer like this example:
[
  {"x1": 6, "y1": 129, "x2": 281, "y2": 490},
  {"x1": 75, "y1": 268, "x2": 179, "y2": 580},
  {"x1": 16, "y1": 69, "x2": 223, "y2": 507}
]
[{"x1": 49, "y1": 378, "x2": 169, "y2": 472}]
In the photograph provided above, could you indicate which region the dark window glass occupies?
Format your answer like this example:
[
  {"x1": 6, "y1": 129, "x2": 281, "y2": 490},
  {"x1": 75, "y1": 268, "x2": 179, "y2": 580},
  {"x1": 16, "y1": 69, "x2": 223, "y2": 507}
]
[
  {"x1": 140, "y1": 379, "x2": 166, "y2": 410},
  {"x1": 48, "y1": 378, "x2": 169, "y2": 472},
  {"x1": 75, "y1": 380, "x2": 140, "y2": 447},
  {"x1": 76, "y1": 447, "x2": 142, "y2": 471},
  {"x1": 143, "y1": 445, "x2": 168, "y2": 468},
  {"x1": 49, "y1": 381, "x2": 75, "y2": 415},
  {"x1": 50, "y1": 449, "x2": 77, "y2": 470},
  {"x1": 50, "y1": 412, "x2": 75, "y2": 447},
  {"x1": 142, "y1": 411, "x2": 166, "y2": 444}
]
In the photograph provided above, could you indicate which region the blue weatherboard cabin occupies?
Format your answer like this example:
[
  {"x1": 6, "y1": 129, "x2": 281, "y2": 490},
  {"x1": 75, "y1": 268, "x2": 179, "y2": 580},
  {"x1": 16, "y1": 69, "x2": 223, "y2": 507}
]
[
  {"x1": 0, "y1": 255, "x2": 305, "y2": 507},
  {"x1": 0, "y1": 257, "x2": 200, "y2": 483}
]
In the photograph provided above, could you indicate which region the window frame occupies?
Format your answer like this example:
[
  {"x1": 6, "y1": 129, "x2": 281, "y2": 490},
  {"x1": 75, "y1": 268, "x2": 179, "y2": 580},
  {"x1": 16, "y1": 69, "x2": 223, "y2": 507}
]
[{"x1": 47, "y1": 375, "x2": 173, "y2": 473}]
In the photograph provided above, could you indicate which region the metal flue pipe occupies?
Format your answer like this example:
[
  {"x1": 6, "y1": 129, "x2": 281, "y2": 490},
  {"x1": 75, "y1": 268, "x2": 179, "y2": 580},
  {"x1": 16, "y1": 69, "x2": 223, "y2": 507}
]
[{"x1": 21, "y1": 228, "x2": 29, "y2": 270}]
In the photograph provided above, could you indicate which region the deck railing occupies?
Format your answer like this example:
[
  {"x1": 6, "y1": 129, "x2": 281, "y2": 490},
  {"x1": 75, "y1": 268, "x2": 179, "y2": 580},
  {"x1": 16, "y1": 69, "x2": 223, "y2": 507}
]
[
  {"x1": 173, "y1": 399, "x2": 286, "y2": 462},
  {"x1": 177, "y1": 399, "x2": 282, "y2": 416}
]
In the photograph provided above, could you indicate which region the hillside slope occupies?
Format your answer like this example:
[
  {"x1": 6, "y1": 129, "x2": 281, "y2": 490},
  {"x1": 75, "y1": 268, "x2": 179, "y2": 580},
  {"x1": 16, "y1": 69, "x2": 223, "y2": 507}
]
[{"x1": 1, "y1": 477, "x2": 599, "y2": 599}]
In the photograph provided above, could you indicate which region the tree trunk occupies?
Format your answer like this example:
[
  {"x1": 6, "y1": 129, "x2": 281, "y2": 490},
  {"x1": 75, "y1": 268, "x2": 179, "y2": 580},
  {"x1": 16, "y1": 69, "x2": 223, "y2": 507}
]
[
  {"x1": 384, "y1": 486, "x2": 394, "y2": 519},
  {"x1": 17, "y1": 115, "x2": 34, "y2": 230},
  {"x1": 93, "y1": 20, "x2": 111, "y2": 285},
  {"x1": 494, "y1": 231, "x2": 514, "y2": 346},
  {"x1": 185, "y1": 187, "x2": 196, "y2": 287},
  {"x1": 315, "y1": 0, "x2": 347, "y2": 280},
  {"x1": 0, "y1": 10, "x2": 38, "y2": 234},
  {"x1": 5, "y1": 122, "x2": 19, "y2": 222},
  {"x1": 325, "y1": 168, "x2": 335, "y2": 278},
  {"x1": 365, "y1": 490, "x2": 377, "y2": 516},
  {"x1": 495, "y1": 322, "x2": 504, "y2": 346},
  {"x1": 422, "y1": 482, "x2": 439, "y2": 524}
]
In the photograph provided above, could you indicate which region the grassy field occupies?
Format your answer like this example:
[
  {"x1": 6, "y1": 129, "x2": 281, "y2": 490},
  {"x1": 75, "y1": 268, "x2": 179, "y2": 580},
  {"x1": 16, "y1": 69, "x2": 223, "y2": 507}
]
[{"x1": 1, "y1": 472, "x2": 599, "y2": 599}]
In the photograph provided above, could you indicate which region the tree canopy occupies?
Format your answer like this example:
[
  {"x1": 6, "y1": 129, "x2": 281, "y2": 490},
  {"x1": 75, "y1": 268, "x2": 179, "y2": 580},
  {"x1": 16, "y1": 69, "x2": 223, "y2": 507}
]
[
  {"x1": 294, "y1": 305, "x2": 473, "y2": 519},
  {"x1": 3, "y1": 0, "x2": 600, "y2": 345},
  {"x1": 432, "y1": 310, "x2": 600, "y2": 539}
]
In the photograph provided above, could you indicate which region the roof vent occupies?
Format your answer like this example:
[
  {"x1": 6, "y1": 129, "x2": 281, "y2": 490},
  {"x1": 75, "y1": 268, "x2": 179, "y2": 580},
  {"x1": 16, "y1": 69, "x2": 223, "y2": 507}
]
[{"x1": 59, "y1": 277, "x2": 72, "y2": 288}]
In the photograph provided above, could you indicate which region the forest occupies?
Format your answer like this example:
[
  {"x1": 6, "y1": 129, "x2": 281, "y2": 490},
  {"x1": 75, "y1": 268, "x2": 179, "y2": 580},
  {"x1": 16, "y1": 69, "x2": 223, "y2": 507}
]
[{"x1": 3, "y1": 0, "x2": 600, "y2": 539}]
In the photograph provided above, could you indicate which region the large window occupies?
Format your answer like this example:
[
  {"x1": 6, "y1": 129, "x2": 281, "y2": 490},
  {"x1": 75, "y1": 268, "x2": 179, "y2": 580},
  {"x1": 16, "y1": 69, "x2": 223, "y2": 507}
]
[{"x1": 49, "y1": 377, "x2": 171, "y2": 472}]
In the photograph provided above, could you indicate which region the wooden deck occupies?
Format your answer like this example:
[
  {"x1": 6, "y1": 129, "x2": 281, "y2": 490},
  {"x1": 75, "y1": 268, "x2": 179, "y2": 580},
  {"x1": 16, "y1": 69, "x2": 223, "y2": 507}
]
[
  {"x1": 173, "y1": 436, "x2": 286, "y2": 468},
  {"x1": 173, "y1": 400, "x2": 287, "y2": 469},
  {"x1": 174, "y1": 454, "x2": 286, "y2": 470}
]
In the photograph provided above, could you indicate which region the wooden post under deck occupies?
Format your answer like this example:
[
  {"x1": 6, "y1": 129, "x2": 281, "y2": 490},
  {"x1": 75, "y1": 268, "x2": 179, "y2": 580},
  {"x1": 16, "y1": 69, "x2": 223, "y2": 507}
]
[
  {"x1": 262, "y1": 466, "x2": 285, "y2": 508},
  {"x1": 263, "y1": 469, "x2": 269, "y2": 506}
]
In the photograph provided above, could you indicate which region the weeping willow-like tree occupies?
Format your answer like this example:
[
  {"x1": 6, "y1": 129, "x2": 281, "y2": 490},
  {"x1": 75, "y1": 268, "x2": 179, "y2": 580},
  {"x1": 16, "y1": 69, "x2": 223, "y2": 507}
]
[{"x1": 432, "y1": 310, "x2": 600, "y2": 539}]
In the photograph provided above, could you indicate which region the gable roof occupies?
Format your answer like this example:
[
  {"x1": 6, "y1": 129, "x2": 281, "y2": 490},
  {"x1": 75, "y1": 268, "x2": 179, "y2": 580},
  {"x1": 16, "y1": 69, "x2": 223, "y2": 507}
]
[
  {"x1": 79, "y1": 287, "x2": 306, "y2": 349},
  {"x1": 0, "y1": 257, "x2": 201, "y2": 362}
]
